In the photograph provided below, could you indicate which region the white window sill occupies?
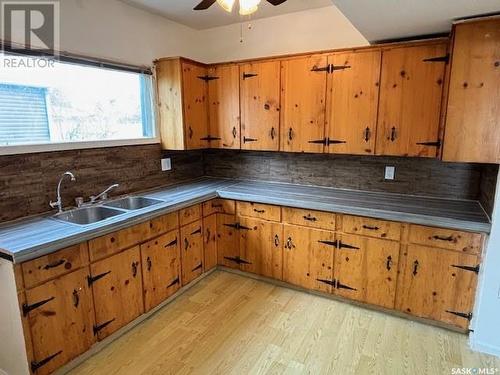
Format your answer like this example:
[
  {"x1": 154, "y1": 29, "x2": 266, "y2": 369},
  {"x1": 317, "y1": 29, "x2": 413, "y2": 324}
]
[{"x1": 0, "y1": 138, "x2": 161, "y2": 156}]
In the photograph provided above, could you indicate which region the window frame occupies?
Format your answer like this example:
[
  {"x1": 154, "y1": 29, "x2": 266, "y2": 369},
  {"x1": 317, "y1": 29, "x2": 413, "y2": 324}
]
[{"x1": 0, "y1": 45, "x2": 160, "y2": 155}]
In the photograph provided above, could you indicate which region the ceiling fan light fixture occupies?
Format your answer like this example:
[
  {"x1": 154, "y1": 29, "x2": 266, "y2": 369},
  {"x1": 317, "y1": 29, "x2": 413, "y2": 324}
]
[
  {"x1": 217, "y1": 0, "x2": 236, "y2": 12},
  {"x1": 239, "y1": 0, "x2": 261, "y2": 15}
]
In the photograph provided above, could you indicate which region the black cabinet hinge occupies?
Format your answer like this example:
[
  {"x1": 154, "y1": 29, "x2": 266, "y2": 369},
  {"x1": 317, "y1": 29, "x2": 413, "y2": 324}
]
[
  {"x1": 223, "y1": 223, "x2": 251, "y2": 230},
  {"x1": 318, "y1": 240, "x2": 337, "y2": 247},
  {"x1": 243, "y1": 137, "x2": 258, "y2": 143},
  {"x1": 165, "y1": 238, "x2": 178, "y2": 248},
  {"x1": 309, "y1": 138, "x2": 347, "y2": 146},
  {"x1": 446, "y1": 310, "x2": 473, "y2": 321},
  {"x1": 93, "y1": 318, "x2": 116, "y2": 335},
  {"x1": 416, "y1": 140, "x2": 441, "y2": 147},
  {"x1": 167, "y1": 277, "x2": 180, "y2": 288},
  {"x1": 451, "y1": 264, "x2": 480, "y2": 274},
  {"x1": 192, "y1": 263, "x2": 203, "y2": 272},
  {"x1": 197, "y1": 75, "x2": 220, "y2": 82},
  {"x1": 243, "y1": 73, "x2": 258, "y2": 80},
  {"x1": 336, "y1": 280, "x2": 357, "y2": 291},
  {"x1": 191, "y1": 227, "x2": 202, "y2": 235},
  {"x1": 318, "y1": 239, "x2": 359, "y2": 250},
  {"x1": 87, "y1": 271, "x2": 111, "y2": 286},
  {"x1": 200, "y1": 135, "x2": 222, "y2": 142},
  {"x1": 330, "y1": 64, "x2": 351, "y2": 72},
  {"x1": 31, "y1": 350, "x2": 63, "y2": 372},
  {"x1": 423, "y1": 54, "x2": 450, "y2": 63},
  {"x1": 311, "y1": 65, "x2": 330, "y2": 73},
  {"x1": 309, "y1": 138, "x2": 328, "y2": 145},
  {"x1": 23, "y1": 296, "x2": 55, "y2": 316},
  {"x1": 224, "y1": 256, "x2": 252, "y2": 265},
  {"x1": 317, "y1": 278, "x2": 336, "y2": 286}
]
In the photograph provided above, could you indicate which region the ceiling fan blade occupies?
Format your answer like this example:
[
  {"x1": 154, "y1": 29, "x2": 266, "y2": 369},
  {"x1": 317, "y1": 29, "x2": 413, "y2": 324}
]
[
  {"x1": 193, "y1": 0, "x2": 217, "y2": 10},
  {"x1": 266, "y1": 0, "x2": 287, "y2": 5}
]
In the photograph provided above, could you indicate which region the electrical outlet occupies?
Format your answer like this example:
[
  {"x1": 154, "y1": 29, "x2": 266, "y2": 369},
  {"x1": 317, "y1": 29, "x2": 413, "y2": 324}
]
[
  {"x1": 161, "y1": 158, "x2": 172, "y2": 171},
  {"x1": 385, "y1": 166, "x2": 395, "y2": 180}
]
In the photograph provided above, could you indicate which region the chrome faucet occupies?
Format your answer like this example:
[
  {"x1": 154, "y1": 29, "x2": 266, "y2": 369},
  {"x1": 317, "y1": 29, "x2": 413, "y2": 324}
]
[
  {"x1": 90, "y1": 184, "x2": 119, "y2": 204},
  {"x1": 50, "y1": 171, "x2": 76, "y2": 213}
]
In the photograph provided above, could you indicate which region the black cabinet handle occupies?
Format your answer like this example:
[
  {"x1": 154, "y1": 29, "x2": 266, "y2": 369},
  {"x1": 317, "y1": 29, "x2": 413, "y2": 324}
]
[
  {"x1": 413, "y1": 260, "x2": 419, "y2": 276},
  {"x1": 390, "y1": 126, "x2": 397, "y2": 142},
  {"x1": 132, "y1": 262, "x2": 138, "y2": 277},
  {"x1": 184, "y1": 238, "x2": 189, "y2": 251},
  {"x1": 288, "y1": 128, "x2": 293, "y2": 141},
  {"x1": 364, "y1": 127, "x2": 371, "y2": 142},
  {"x1": 206, "y1": 228, "x2": 211, "y2": 243},
  {"x1": 147, "y1": 257, "x2": 152, "y2": 271},
  {"x1": 285, "y1": 237, "x2": 294, "y2": 250},
  {"x1": 303, "y1": 215, "x2": 317, "y2": 222},
  {"x1": 271, "y1": 127, "x2": 276, "y2": 140},
  {"x1": 432, "y1": 235, "x2": 455, "y2": 242},
  {"x1": 188, "y1": 126, "x2": 193, "y2": 139},
  {"x1": 362, "y1": 225, "x2": 380, "y2": 231},
  {"x1": 72, "y1": 289, "x2": 80, "y2": 308},
  {"x1": 232, "y1": 126, "x2": 237, "y2": 139},
  {"x1": 274, "y1": 234, "x2": 280, "y2": 248},
  {"x1": 386, "y1": 256, "x2": 393, "y2": 271},
  {"x1": 254, "y1": 208, "x2": 265, "y2": 214},
  {"x1": 43, "y1": 259, "x2": 66, "y2": 270}
]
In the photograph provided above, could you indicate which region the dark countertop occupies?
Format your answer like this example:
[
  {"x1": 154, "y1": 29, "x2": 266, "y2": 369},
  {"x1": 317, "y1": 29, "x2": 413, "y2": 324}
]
[{"x1": 0, "y1": 177, "x2": 490, "y2": 263}]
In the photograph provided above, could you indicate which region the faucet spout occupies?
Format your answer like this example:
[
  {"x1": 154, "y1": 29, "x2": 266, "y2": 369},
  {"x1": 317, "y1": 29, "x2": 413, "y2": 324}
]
[
  {"x1": 50, "y1": 171, "x2": 76, "y2": 213},
  {"x1": 90, "y1": 183, "x2": 119, "y2": 203}
]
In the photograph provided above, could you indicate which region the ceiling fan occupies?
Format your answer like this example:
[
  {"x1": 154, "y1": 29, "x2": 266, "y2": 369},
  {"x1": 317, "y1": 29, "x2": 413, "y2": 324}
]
[{"x1": 194, "y1": 0, "x2": 287, "y2": 16}]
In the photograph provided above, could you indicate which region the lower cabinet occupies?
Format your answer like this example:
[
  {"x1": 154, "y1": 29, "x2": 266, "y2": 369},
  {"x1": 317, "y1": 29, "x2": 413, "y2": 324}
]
[
  {"x1": 24, "y1": 268, "x2": 95, "y2": 375},
  {"x1": 203, "y1": 214, "x2": 218, "y2": 271},
  {"x1": 180, "y1": 219, "x2": 204, "y2": 285},
  {"x1": 90, "y1": 246, "x2": 144, "y2": 340},
  {"x1": 334, "y1": 234, "x2": 400, "y2": 309},
  {"x1": 396, "y1": 244, "x2": 479, "y2": 329},
  {"x1": 141, "y1": 230, "x2": 181, "y2": 312},
  {"x1": 282, "y1": 225, "x2": 336, "y2": 293},
  {"x1": 217, "y1": 214, "x2": 240, "y2": 269},
  {"x1": 238, "y1": 216, "x2": 283, "y2": 280}
]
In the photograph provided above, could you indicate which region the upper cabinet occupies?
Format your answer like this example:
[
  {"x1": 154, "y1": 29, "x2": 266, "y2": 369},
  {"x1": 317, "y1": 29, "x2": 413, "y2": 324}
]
[
  {"x1": 240, "y1": 61, "x2": 281, "y2": 151},
  {"x1": 376, "y1": 43, "x2": 448, "y2": 157},
  {"x1": 281, "y1": 55, "x2": 328, "y2": 153},
  {"x1": 325, "y1": 51, "x2": 381, "y2": 155},
  {"x1": 443, "y1": 18, "x2": 500, "y2": 163},
  {"x1": 207, "y1": 64, "x2": 241, "y2": 149},
  {"x1": 156, "y1": 58, "x2": 210, "y2": 150}
]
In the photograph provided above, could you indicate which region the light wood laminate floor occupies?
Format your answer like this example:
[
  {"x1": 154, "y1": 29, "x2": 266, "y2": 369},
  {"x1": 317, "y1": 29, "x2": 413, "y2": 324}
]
[{"x1": 69, "y1": 271, "x2": 500, "y2": 375}]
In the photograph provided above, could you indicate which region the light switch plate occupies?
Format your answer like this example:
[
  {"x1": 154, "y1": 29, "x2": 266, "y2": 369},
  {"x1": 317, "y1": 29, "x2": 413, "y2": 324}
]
[
  {"x1": 385, "y1": 166, "x2": 395, "y2": 180},
  {"x1": 161, "y1": 158, "x2": 172, "y2": 171}
]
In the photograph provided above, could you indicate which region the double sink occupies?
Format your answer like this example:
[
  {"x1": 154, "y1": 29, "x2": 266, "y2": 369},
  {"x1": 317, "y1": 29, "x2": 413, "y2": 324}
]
[{"x1": 53, "y1": 196, "x2": 165, "y2": 226}]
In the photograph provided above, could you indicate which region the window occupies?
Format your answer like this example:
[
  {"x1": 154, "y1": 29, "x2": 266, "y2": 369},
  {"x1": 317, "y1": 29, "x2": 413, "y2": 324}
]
[{"x1": 0, "y1": 53, "x2": 156, "y2": 151}]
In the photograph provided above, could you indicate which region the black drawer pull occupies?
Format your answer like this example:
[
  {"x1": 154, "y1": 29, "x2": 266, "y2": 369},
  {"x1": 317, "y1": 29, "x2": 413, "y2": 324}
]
[
  {"x1": 362, "y1": 225, "x2": 379, "y2": 231},
  {"x1": 303, "y1": 215, "x2": 317, "y2": 222},
  {"x1": 432, "y1": 235, "x2": 455, "y2": 242},
  {"x1": 43, "y1": 259, "x2": 66, "y2": 270},
  {"x1": 254, "y1": 209, "x2": 265, "y2": 214}
]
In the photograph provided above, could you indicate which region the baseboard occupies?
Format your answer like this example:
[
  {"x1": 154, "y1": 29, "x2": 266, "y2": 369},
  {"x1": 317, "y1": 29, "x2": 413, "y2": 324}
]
[{"x1": 470, "y1": 338, "x2": 500, "y2": 358}]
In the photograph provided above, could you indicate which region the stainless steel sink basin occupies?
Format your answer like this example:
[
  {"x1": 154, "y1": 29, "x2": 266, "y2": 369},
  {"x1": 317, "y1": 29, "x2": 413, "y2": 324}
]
[
  {"x1": 104, "y1": 196, "x2": 164, "y2": 210},
  {"x1": 53, "y1": 206, "x2": 125, "y2": 225}
]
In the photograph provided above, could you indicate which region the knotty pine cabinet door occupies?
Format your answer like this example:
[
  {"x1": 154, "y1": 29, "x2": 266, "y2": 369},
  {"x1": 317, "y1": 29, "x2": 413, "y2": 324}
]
[
  {"x1": 334, "y1": 234, "x2": 400, "y2": 309},
  {"x1": 141, "y1": 230, "x2": 181, "y2": 312},
  {"x1": 180, "y1": 220, "x2": 204, "y2": 285},
  {"x1": 207, "y1": 64, "x2": 241, "y2": 149},
  {"x1": 240, "y1": 61, "x2": 280, "y2": 151},
  {"x1": 203, "y1": 214, "x2": 218, "y2": 271},
  {"x1": 182, "y1": 61, "x2": 210, "y2": 149},
  {"x1": 90, "y1": 246, "x2": 144, "y2": 340},
  {"x1": 396, "y1": 244, "x2": 479, "y2": 329},
  {"x1": 443, "y1": 18, "x2": 500, "y2": 163},
  {"x1": 238, "y1": 216, "x2": 283, "y2": 280},
  {"x1": 282, "y1": 225, "x2": 335, "y2": 293},
  {"x1": 376, "y1": 43, "x2": 447, "y2": 157},
  {"x1": 325, "y1": 51, "x2": 381, "y2": 155},
  {"x1": 216, "y1": 214, "x2": 241, "y2": 269},
  {"x1": 281, "y1": 55, "x2": 328, "y2": 153},
  {"x1": 25, "y1": 268, "x2": 95, "y2": 375}
]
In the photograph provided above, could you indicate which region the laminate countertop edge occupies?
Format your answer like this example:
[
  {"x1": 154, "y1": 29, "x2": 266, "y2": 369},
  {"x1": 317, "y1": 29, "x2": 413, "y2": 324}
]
[{"x1": 0, "y1": 178, "x2": 491, "y2": 263}]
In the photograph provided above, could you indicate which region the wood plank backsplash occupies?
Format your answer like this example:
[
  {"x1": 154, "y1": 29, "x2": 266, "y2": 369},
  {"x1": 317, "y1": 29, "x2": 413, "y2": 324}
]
[
  {"x1": 203, "y1": 150, "x2": 497, "y2": 216},
  {"x1": 0, "y1": 145, "x2": 203, "y2": 223}
]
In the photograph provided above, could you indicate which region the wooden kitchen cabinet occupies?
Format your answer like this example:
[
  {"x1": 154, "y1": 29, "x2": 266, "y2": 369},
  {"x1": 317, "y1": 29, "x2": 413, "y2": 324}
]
[
  {"x1": 240, "y1": 61, "x2": 281, "y2": 151},
  {"x1": 141, "y1": 230, "x2": 181, "y2": 312},
  {"x1": 217, "y1": 214, "x2": 241, "y2": 269},
  {"x1": 180, "y1": 220, "x2": 204, "y2": 285},
  {"x1": 207, "y1": 64, "x2": 241, "y2": 149},
  {"x1": 443, "y1": 18, "x2": 500, "y2": 163},
  {"x1": 90, "y1": 246, "x2": 144, "y2": 340},
  {"x1": 281, "y1": 55, "x2": 328, "y2": 153},
  {"x1": 376, "y1": 42, "x2": 448, "y2": 157},
  {"x1": 334, "y1": 234, "x2": 400, "y2": 309},
  {"x1": 397, "y1": 244, "x2": 480, "y2": 328},
  {"x1": 156, "y1": 58, "x2": 210, "y2": 150},
  {"x1": 203, "y1": 214, "x2": 218, "y2": 271},
  {"x1": 238, "y1": 216, "x2": 283, "y2": 280},
  {"x1": 325, "y1": 50, "x2": 381, "y2": 155},
  {"x1": 24, "y1": 268, "x2": 95, "y2": 375},
  {"x1": 282, "y1": 225, "x2": 335, "y2": 293}
]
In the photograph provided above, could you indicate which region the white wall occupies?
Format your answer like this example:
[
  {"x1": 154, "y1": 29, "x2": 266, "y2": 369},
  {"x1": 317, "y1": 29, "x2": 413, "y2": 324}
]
[
  {"x1": 196, "y1": 6, "x2": 369, "y2": 63},
  {"x1": 471, "y1": 169, "x2": 500, "y2": 357}
]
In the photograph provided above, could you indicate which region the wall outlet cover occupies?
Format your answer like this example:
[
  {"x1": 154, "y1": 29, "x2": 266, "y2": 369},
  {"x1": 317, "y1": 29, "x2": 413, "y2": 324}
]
[
  {"x1": 161, "y1": 158, "x2": 172, "y2": 171},
  {"x1": 385, "y1": 166, "x2": 396, "y2": 180}
]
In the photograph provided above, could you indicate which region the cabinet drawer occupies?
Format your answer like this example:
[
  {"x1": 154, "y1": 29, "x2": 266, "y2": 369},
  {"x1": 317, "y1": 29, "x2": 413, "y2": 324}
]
[
  {"x1": 282, "y1": 207, "x2": 335, "y2": 230},
  {"x1": 179, "y1": 204, "x2": 202, "y2": 226},
  {"x1": 237, "y1": 201, "x2": 281, "y2": 222},
  {"x1": 409, "y1": 225, "x2": 483, "y2": 254},
  {"x1": 342, "y1": 215, "x2": 401, "y2": 241},
  {"x1": 22, "y1": 243, "x2": 89, "y2": 289},
  {"x1": 202, "y1": 199, "x2": 236, "y2": 217},
  {"x1": 149, "y1": 212, "x2": 179, "y2": 238},
  {"x1": 89, "y1": 222, "x2": 150, "y2": 262}
]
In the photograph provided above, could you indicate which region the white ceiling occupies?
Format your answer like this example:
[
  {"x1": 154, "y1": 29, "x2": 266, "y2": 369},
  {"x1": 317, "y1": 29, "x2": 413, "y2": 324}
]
[
  {"x1": 121, "y1": 0, "x2": 333, "y2": 30},
  {"x1": 332, "y1": 0, "x2": 500, "y2": 42}
]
